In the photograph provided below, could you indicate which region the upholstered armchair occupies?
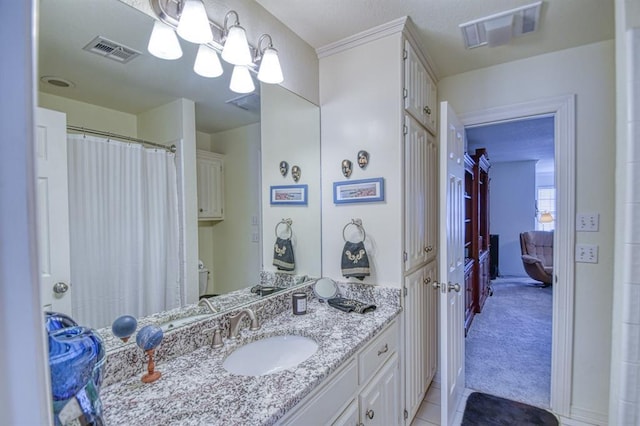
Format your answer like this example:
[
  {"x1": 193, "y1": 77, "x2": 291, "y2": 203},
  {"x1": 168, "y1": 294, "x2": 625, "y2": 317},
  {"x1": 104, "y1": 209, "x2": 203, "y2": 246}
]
[{"x1": 519, "y1": 230, "x2": 554, "y2": 286}]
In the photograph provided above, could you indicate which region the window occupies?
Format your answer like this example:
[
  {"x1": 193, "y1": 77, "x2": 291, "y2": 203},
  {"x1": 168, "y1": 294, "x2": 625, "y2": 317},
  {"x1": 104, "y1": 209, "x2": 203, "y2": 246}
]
[{"x1": 536, "y1": 187, "x2": 555, "y2": 231}]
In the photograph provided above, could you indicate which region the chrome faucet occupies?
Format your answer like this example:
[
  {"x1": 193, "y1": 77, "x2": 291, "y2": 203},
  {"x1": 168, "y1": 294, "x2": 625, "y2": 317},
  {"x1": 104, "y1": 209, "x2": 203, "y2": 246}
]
[
  {"x1": 198, "y1": 298, "x2": 217, "y2": 313},
  {"x1": 228, "y1": 308, "x2": 260, "y2": 339}
]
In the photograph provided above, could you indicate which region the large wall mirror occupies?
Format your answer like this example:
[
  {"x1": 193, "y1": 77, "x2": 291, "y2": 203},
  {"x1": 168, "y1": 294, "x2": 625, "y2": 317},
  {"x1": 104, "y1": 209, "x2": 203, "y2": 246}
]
[{"x1": 37, "y1": 0, "x2": 321, "y2": 331}]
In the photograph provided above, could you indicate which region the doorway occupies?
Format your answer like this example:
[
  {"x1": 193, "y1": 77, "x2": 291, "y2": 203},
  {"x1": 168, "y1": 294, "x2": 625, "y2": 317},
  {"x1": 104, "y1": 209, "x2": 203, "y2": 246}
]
[
  {"x1": 464, "y1": 115, "x2": 555, "y2": 408},
  {"x1": 458, "y1": 94, "x2": 576, "y2": 418}
]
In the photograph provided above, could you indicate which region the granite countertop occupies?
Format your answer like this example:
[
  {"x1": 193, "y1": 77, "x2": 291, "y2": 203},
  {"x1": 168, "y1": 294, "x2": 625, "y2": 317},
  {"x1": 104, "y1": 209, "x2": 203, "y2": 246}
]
[{"x1": 101, "y1": 297, "x2": 401, "y2": 426}]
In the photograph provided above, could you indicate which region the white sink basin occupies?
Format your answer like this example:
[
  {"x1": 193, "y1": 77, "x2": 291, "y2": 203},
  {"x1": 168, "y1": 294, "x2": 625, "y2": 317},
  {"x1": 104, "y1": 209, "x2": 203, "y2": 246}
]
[{"x1": 223, "y1": 335, "x2": 318, "y2": 376}]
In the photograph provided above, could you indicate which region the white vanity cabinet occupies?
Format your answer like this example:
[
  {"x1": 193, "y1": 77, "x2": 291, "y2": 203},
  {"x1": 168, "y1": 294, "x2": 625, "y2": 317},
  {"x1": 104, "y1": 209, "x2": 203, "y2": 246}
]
[
  {"x1": 277, "y1": 319, "x2": 400, "y2": 426},
  {"x1": 196, "y1": 150, "x2": 224, "y2": 220}
]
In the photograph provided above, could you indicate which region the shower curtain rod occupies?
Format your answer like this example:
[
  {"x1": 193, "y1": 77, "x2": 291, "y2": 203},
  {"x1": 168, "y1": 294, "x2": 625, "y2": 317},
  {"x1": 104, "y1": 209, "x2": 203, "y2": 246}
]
[{"x1": 67, "y1": 125, "x2": 177, "y2": 153}]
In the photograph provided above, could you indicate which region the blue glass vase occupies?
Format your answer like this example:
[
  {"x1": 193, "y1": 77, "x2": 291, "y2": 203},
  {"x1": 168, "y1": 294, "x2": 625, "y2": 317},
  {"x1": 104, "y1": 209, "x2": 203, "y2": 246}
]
[{"x1": 47, "y1": 315, "x2": 105, "y2": 426}]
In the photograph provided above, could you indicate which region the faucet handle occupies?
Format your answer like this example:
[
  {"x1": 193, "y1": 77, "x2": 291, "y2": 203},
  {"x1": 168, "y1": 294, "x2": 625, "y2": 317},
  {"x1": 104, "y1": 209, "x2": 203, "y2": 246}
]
[{"x1": 203, "y1": 327, "x2": 224, "y2": 349}]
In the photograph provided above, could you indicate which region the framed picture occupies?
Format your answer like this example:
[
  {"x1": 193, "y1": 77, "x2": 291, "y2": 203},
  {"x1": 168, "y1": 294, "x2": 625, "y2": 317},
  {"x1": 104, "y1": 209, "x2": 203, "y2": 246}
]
[
  {"x1": 333, "y1": 177, "x2": 385, "y2": 204},
  {"x1": 270, "y1": 184, "x2": 308, "y2": 205}
]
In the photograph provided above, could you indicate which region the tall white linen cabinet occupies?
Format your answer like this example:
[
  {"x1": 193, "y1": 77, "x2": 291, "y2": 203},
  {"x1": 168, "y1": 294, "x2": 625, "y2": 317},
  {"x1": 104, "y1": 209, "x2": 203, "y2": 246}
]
[{"x1": 319, "y1": 17, "x2": 439, "y2": 425}]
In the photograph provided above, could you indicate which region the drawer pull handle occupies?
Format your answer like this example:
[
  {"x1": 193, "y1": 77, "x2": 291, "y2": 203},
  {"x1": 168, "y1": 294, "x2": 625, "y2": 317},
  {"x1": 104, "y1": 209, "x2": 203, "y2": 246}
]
[
  {"x1": 377, "y1": 344, "x2": 389, "y2": 356},
  {"x1": 366, "y1": 409, "x2": 375, "y2": 419}
]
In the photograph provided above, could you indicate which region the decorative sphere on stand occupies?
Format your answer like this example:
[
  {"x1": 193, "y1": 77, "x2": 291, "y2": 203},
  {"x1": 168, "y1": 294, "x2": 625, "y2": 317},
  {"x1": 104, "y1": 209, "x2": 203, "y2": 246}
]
[
  {"x1": 136, "y1": 325, "x2": 164, "y2": 383},
  {"x1": 111, "y1": 315, "x2": 138, "y2": 342}
]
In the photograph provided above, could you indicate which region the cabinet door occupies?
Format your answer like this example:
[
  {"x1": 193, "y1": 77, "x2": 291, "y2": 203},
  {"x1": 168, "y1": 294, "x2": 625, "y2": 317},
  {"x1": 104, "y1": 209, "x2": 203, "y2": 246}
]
[
  {"x1": 332, "y1": 399, "x2": 358, "y2": 426},
  {"x1": 359, "y1": 353, "x2": 400, "y2": 426},
  {"x1": 404, "y1": 41, "x2": 428, "y2": 127},
  {"x1": 424, "y1": 131, "x2": 438, "y2": 263},
  {"x1": 424, "y1": 73, "x2": 438, "y2": 134},
  {"x1": 404, "y1": 114, "x2": 428, "y2": 271},
  {"x1": 196, "y1": 152, "x2": 224, "y2": 220},
  {"x1": 404, "y1": 261, "x2": 438, "y2": 421}
]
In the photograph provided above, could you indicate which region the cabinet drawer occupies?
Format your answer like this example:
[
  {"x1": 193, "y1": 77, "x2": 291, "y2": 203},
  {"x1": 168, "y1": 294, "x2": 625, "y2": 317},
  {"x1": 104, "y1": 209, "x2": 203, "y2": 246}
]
[
  {"x1": 279, "y1": 358, "x2": 357, "y2": 425},
  {"x1": 358, "y1": 321, "x2": 398, "y2": 384}
]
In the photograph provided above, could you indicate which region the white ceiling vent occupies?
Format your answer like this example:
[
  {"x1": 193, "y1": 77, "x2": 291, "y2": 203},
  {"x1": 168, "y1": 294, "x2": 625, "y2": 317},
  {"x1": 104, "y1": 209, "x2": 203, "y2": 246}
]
[
  {"x1": 225, "y1": 93, "x2": 261, "y2": 113},
  {"x1": 459, "y1": 1, "x2": 542, "y2": 49},
  {"x1": 83, "y1": 36, "x2": 141, "y2": 63}
]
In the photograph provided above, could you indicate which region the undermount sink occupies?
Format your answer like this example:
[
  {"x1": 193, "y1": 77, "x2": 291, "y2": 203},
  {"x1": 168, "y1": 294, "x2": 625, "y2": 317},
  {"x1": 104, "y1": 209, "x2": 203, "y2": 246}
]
[{"x1": 223, "y1": 335, "x2": 318, "y2": 376}]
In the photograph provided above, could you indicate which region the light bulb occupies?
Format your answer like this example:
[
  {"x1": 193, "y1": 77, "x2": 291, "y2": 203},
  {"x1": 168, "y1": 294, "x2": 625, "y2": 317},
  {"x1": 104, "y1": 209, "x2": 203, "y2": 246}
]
[
  {"x1": 221, "y1": 25, "x2": 252, "y2": 65},
  {"x1": 229, "y1": 66, "x2": 255, "y2": 93},
  {"x1": 147, "y1": 20, "x2": 182, "y2": 60},
  {"x1": 176, "y1": 0, "x2": 213, "y2": 44},
  {"x1": 193, "y1": 45, "x2": 223, "y2": 78},
  {"x1": 257, "y1": 47, "x2": 283, "y2": 84}
]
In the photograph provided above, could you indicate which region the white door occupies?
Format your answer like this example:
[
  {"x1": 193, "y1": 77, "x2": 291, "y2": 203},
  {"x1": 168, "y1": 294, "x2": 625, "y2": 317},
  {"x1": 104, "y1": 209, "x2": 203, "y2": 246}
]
[
  {"x1": 36, "y1": 107, "x2": 72, "y2": 314},
  {"x1": 438, "y1": 101, "x2": 465, "y2": 425}
]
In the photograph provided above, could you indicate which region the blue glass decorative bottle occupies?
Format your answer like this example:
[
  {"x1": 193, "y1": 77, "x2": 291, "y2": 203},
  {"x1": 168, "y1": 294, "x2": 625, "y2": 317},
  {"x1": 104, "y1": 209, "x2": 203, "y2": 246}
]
[{"x1": 46, "y1": 312, "x2": 105, "y2": 426}]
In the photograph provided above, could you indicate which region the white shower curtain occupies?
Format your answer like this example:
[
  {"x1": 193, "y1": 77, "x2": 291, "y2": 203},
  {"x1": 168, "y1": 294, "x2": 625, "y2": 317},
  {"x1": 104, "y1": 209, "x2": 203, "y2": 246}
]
[{"x1": 67, "y1": 134, "x2": 181, "y2": 329}]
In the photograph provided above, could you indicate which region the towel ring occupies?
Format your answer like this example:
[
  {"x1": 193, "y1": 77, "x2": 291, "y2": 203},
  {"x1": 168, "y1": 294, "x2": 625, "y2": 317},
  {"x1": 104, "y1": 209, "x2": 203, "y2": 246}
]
[
  {"x1": 275, "y1": 218, "x2": 293, "y2": 239},
  {"x1": 343, "y1": 219, "x2": 366, "y2": 243}
]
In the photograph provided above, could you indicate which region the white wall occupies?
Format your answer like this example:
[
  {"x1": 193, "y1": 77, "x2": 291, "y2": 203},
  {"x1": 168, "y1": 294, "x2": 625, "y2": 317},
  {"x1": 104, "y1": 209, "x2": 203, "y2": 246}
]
[
  {"x1": 261, "y1": 83, "x2": 321, "y2": 278},
  {"x1": 439, "y1": 40, "x2": 615, "y2": 422},
  {"x1": 319, "y1": 32, "x2": 404, "y2": 286},
  {"x1": 206, "y1": 123, "x2": 261, "y2": 293},
  {"x1": 490, "y1": 161, "x2": 536, "y2": 276},
  {"x1": 38, "y1": 92, "x2": 137, "y2": 136}
]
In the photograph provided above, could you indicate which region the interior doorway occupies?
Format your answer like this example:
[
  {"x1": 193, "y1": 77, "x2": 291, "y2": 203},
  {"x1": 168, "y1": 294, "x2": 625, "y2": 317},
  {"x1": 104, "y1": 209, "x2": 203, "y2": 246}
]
[
  {"x1": 458, "y1": 94, "x2": 576, "y2": 418},
  {"x1": 463, "y1": 115, "x2": 555, "y2": 408}
]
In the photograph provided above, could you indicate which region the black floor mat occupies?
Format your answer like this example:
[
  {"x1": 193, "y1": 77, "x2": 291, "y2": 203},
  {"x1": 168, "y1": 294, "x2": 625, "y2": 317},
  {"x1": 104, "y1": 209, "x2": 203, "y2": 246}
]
[{"x1": 462, "y1": 392, "x2": 558, "y2": 426}]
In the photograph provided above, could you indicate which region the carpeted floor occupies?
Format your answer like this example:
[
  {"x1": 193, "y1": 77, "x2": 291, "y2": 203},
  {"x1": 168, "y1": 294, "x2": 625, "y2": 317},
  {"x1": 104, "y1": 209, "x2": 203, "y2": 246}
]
[{"x1": 465, "y1": 276, "x2": 552, "y2": 408}]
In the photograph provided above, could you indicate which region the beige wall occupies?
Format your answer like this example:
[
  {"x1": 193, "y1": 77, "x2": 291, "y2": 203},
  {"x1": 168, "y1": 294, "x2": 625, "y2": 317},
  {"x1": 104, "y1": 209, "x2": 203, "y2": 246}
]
[
  {"x1": 38, "y1": 92, "x2": 137, "y2": 136},
  {"x1": 439, "y1": 40, "x2": 615, "y2": 422},
  {"x1": 200, "y1": 123, "x2": 261, "y2": 294}
]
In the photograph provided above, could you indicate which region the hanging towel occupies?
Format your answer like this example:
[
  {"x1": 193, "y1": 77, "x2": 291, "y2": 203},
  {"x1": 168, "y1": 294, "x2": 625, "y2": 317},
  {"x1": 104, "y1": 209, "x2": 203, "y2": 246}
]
[
  {"x1": 341, "y1": 241, "x2": 370, "y2": 280},
  {"x1": 273, "y1": 237, "x2": 295, "y2": 271}
]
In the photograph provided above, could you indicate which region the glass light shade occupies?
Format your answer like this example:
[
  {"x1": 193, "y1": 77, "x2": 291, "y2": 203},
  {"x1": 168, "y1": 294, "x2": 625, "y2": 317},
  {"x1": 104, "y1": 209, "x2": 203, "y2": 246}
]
[
  {"x1": 229, "y1": 66, "x2": 255, "y2": 93},
  {"x1": 221, "y1": 25, "x2": 252, "y2": 65},
  {"x1": 194, "y1": 45, "x2": 223, "y2": 78},
  {"x1": 176, "y1": 0, "x2": 213, "y2": 44},
  {"x1": 539, "y1": 212, "x2": 554, "y2": 223},
  {"x1": 257, "y1": 47, "x2": 283, "y2": 84},
  {"x1": 147, "y1": 20, "x2": 183, "y2": 60}
]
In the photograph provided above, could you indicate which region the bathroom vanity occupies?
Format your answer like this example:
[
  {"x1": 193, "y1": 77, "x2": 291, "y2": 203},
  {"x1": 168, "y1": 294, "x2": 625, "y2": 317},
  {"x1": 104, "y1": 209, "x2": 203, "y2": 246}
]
[{"x1": 99, "y1": 282, "x2": 401, "y2": 425}]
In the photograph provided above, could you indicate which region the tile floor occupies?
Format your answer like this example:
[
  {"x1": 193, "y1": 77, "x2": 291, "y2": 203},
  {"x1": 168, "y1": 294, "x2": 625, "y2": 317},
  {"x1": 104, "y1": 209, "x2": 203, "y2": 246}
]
[{"x1": 410, "y1": 382, "x2": 474, "y2": 426}]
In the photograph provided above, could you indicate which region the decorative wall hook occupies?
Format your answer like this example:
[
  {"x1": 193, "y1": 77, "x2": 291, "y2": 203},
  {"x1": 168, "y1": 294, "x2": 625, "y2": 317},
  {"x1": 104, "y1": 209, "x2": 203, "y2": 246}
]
[
  {"x1": 341, "y1": 159, "x2": 353, "y2": 177},
  {"x1": 292, "y1": 165, "x2": 301, "y2": 182},
  {"x1": 279, "y1": 161, "x2": 288, "y2": 177}
]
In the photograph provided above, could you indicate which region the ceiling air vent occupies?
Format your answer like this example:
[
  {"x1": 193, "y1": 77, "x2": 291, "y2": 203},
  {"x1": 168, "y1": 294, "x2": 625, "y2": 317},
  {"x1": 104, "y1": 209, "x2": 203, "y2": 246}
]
[
  {"x1": 226, "y1": 93, "x2": 261, "y2": 113},
  {"x1": 459, "y1": 1, "x2": 542, "y2": 49},
  {"x1": 83, "y1": 36, "x2": 141, "y2": 64}
]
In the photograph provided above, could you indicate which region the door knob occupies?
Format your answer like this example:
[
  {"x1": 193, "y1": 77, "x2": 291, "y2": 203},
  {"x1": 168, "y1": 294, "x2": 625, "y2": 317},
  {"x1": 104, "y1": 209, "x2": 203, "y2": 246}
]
[
  {"x1": 366, "y1": 409, "x2": 375, "y2": 419},
  {"x1": 432, "y1": 281, "x2": 441, "y2": 290},
  {"x1": 448, "y1": 282, "x2": 461, "y2": 293},
  {"x1": 53, "y1": 282, "x2": 69, "y2": 294}
]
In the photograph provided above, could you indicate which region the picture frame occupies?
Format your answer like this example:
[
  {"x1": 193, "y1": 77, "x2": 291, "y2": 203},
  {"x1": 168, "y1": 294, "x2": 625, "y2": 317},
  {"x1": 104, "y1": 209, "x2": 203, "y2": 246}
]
[
  {"x1": 270, "y1": 184, "x2": 308, "y2": 205},
  {"x1": 333, "y1": 177, "x2": 385, "y2": 204}
]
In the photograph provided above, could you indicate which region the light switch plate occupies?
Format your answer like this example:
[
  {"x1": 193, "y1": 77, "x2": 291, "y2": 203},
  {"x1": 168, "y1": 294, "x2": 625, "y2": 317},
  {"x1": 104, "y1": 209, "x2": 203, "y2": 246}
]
[
  {"x1": 576, "y1": 244, "x2": 598, "y2": 263},
  {"x1": 576, "y1": 213, "x2": 599, "y2": 232}
]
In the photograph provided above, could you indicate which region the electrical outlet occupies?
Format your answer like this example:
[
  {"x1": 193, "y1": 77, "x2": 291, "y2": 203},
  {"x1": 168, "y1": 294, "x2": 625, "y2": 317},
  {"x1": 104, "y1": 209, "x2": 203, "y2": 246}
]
[
  {"x1": 576, "y1": 213, "x2": 599, "y2": 232},
  {"x1": 251, "y1": 215, "x2": 259, "y2": 226},
  {"x1": 251, "y1": 232, "x2": 260, "y2": 243},
  {"x1": 576, "y1": 244, "x2": 598, "y2": 263}
]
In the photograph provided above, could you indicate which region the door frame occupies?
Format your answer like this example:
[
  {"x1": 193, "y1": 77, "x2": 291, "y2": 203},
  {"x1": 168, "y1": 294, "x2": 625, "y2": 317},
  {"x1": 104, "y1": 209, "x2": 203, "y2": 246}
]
[{"x1": 458, "y1": 94, "x2": 575, "y2": 416}]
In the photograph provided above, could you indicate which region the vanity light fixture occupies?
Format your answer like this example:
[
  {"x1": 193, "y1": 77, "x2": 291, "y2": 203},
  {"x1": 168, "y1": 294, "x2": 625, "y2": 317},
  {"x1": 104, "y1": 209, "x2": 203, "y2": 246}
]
[
  {"x1": 176, "y1": 0, "x2": 213, "y2": 44},
  {"x1": 255, "y1": 34, "x2": 283, "y2": 84},
  {"x1": 221, "y1": 11, "x2": 252, "y2": 66},
  {"x1": 148, "y1": 0, "x2": 284, "y2": 93},
  {"x1": 229, "y1": 65, "x2": 255, "y2": 94},
  {"x1": 193, "y1": 44, "x2": 223, "y2": 78},
  {"x1": 147, "y1": 20, "x2": 183, "y2": 60}
]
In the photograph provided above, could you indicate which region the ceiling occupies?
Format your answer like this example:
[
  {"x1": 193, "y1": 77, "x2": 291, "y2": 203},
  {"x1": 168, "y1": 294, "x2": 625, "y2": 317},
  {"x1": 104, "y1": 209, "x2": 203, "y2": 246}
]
[
  {"x1": 254, "y1": 0, "x2": 614, "y2": 79},
  {"x1": 466, "y1": 116, "x2": 555, "y2": 173}
]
